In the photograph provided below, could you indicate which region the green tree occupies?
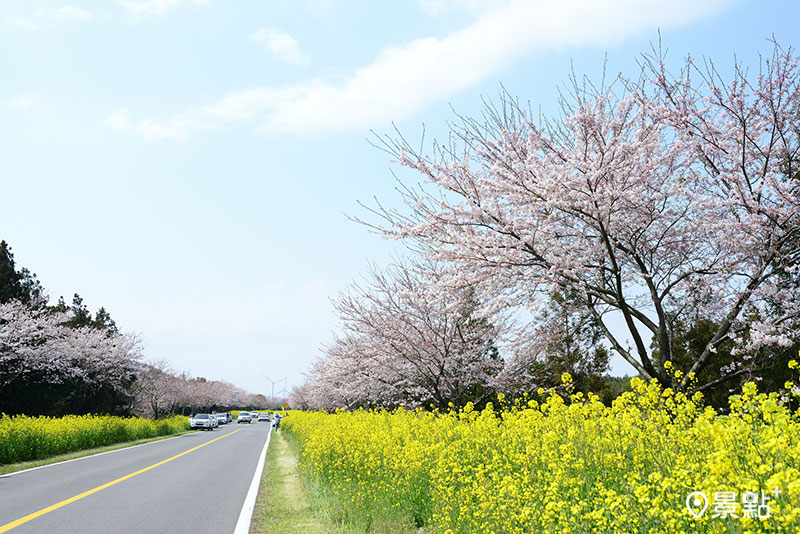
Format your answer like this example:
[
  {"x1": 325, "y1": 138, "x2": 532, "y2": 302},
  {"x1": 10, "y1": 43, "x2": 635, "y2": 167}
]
[
  {"x1": 0, "y1": 240, "x2": 44, "y2": 305},
  {"x1": 55, "y1": 294, "x2": 118, "y2": 334},
  {"x1": 65, "y1": 293, "x2": 93, "y2": 328},
  {"x1": 93, "y1": 307, "x2": 118, "y2": 334}
]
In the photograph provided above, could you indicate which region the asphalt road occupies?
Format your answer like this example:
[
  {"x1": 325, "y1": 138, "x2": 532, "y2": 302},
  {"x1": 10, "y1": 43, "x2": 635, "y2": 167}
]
[{"x1": 0, "y1": 422, "x2": 271, "y2": 534}]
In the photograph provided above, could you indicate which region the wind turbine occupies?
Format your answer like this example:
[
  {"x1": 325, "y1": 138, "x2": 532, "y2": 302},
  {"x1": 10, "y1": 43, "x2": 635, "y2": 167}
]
[{"x1": 262, "y1": 374, "x2": 287, "y2": 407}]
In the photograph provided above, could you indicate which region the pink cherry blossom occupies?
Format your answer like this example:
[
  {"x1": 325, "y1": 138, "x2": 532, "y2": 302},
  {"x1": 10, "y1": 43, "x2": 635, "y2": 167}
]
[
  {"x1": 305, "y1": 260, "x2": 503, "y2": 410},
  {"x1": 364, "y1": 41, "x2": 800, "y2": 392}
]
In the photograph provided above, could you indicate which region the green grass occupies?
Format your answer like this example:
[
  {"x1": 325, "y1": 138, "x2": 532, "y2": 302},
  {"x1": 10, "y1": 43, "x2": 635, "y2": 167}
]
[
  {"x1": 249, "y1": 429, "x2": 336, "y2": 534},
  {"x1": 250, "y1": 430, "x2": 419, "y2": 534},
  {"x1": 0, "y1": 431, "x2": 193, "y2": 476}
]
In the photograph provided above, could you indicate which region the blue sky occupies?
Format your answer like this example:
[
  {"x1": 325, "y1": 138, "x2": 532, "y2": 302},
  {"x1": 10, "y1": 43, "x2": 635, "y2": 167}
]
[{"x1": 1, "y1": 0, "x2": 798, "y2": 396}]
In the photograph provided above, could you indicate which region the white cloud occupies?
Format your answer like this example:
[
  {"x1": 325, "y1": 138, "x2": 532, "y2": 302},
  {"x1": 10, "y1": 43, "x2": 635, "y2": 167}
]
[
  {"x1": 2, "y1": 6, "x2": 91, "y2": 30},
  {"x1": 109, "y1": 0, "x2": 733, "y2": 140},
  {"x1": 36, "y1": 6, "x2": 92, "y2": 21},
  {"x1": 105, "y1": 107, "x2": 211, "y2": 141},
  {"x1": 251, "y1": 27, "x2": 310, "y2": 67},
  {"x1": 119, "y1": 0, "x2": 207, "y2": 18},
  {"x1": 105, "y1": 107, "x2": 132, "y2": 131},
  {"x1": 5, "y1": 94, "x2": 40, "y2": 110}
]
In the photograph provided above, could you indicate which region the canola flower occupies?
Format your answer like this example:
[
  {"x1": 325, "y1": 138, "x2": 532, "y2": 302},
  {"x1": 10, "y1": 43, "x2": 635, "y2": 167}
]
[
  {"x1": 283, "y1": 370, "x2": 800, "y2": 533},
  {"x1": 0, "y1": 413, "x2": 190, "y2": 464}
]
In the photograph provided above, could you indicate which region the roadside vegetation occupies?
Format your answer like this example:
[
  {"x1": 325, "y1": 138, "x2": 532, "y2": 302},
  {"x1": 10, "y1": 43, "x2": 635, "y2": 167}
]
[
  {"x1": 249, "y1": 429, "x2": 338, "y2": 534},
  {"x1": 0, "y1": 431, "x2": 192, "y2": 476},
  {"x1": 283, "y1": 38, "x2": 800, "y2": 532},
  {"x1": 0, "y1": 239, "x2": 270, "y2": 420},
  {"x1": 251, "y1": 426, "x2": 418, "y2": 534},
  {"x1": 0, "y1": 413, "x2": 189, "y2": 464},
  {"x1": 283, "y1": 374, "x2": 800, "y2": 533}
]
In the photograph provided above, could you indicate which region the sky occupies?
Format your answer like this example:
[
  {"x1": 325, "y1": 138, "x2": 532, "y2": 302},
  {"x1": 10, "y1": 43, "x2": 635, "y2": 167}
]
[{"x1": 1, "y1": 0, "x2": 799, "y2": 396}]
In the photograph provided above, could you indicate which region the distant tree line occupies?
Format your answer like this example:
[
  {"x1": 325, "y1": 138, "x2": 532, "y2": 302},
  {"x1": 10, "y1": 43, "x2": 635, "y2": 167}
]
[
  {"x1": 0, "y1": 240, "x2": 256, "y2": 417},
  {"x1": 130, "y1": 359, "x2": 270, "y2": 418}
]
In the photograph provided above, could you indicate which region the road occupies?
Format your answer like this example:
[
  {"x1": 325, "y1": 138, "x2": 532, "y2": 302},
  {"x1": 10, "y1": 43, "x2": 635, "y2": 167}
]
[{"x1": 0, "y1": 423, "x2": 271, "y2": 534}]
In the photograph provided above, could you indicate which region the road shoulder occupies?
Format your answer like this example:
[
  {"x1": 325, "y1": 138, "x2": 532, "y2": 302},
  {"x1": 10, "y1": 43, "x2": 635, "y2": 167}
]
[
  {"x1": 0, "y1": 431, "x2": 194, "y2": 476},
  {"x1": 248, "y1": 429, "x2": 337, "y2": 534}
]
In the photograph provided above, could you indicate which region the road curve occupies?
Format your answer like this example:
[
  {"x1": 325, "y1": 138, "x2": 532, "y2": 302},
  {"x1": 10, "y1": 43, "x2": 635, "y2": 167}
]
[{"x1": 0, "y1": 423, "x2": 271, "y2": 534}]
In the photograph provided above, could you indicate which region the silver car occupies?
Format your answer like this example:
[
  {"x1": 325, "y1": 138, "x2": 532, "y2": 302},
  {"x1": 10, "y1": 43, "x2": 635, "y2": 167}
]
[
  {"x1": 190, "y1": 413, "x2": 215, "y2": 431},
  {"x1": 237, "y1": 412, "x2": 252, "y2": 424}
]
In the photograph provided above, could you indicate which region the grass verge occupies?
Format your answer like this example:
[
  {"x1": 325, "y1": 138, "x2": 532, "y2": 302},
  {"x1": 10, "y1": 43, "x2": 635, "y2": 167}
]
[
  {"x1": 0, "y1": 430, "x2": 193, "y2": 476},
  {"x1": 250, "y1": 430, "x2": 419, "y2": 534},
  {"x1": 249, "y1": 429, "x2": 336, "y2": 534}
]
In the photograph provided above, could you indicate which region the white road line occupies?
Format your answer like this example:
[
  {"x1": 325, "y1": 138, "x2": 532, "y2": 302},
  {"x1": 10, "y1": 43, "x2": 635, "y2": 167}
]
[
  {"x1": 1, "y1": 431, "x2": 204, "y2": 478},
  {"x1": 233, "y1": 426, "x2": 272, "y2": 534},
  {"x1": 0, "y1": 429, "x2": 243, "y2": 533}
]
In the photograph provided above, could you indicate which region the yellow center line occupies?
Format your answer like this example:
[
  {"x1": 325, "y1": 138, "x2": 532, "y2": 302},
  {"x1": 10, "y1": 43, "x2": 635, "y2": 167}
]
[{"x1": 0, "y1": 428, "x2": 243, "y2": 533}]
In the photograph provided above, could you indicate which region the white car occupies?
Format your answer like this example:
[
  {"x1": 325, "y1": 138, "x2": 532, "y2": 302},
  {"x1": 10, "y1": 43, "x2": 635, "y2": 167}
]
[
  {"x1": 250, "y1": 411, "x2": 259, "y2": 420},
  {"x1": 215, "y1": 413, "x2": 228, "y2": 425},
  {"x1": 190, "y1": 413, "x2": 215, "y2": 431},
  {"x1": 257, "y1": 413, "x2": 270, "y2": 422},
  {"x1": 237, "y1": 412, "x2": 252, "y2": 424}
]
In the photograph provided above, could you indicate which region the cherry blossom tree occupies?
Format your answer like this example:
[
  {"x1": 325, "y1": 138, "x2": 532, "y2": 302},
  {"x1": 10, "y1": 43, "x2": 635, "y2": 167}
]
[
  {"x1": 305, "y1": 336, "x2": 396, "y2": 410},
  {"x1": 0, "y1": 299, "x2": 142, "y2": 415},
  {"x1": 131, "y1": 359, "x2": 253, "y2": 416},
  {"x1": 166, "y1": 375, "x2": 250, "y2": 414},
  {"x1": 287, "y1": 383, "x2": 311, "y2": 410},
  {"x1": 366, "y1": 41, "x2": 800, "y2": 392},
  {"x1": 0, "y1": 300, "x2": 71, "y2": 390},
  {"x1": 307, "y1": 260, "x2": 503, "y2": 410},
  {"x1": 131, "y1": 359, "x2": 183, "y2": 418},
  {"x1": 2, "y1": 290, "x2": 253, "y2": 416}
]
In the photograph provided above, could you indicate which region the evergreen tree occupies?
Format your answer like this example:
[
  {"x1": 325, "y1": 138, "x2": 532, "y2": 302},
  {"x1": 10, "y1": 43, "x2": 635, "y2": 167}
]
[
  {"x1": 0, "y1": 240, "x2": 44, "y2": 305},
  {"x1": 66, "y1": 293, "x2": 93, "y2": 328},
  {"x1": 52, "y1": 295, "x2": 68, "y2": 313},
  {"x1": 0, "y1": 240, "x2": 22, "y2": 303},
  {"x1": 18, "y1": 267, "x2": 45, "y2": 305},
  {"x1": 93, "y1": 307, "x2": 118, "y2": 334}
]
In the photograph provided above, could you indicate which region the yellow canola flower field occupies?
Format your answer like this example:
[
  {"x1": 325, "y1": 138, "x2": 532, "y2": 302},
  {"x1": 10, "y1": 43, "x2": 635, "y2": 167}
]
[
  {"x1": 283, "y1": 377, "x2": 800, "y2": 534},
  {"x1": 0, "y1": 413, "x2": 190, "y2": 464}
]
